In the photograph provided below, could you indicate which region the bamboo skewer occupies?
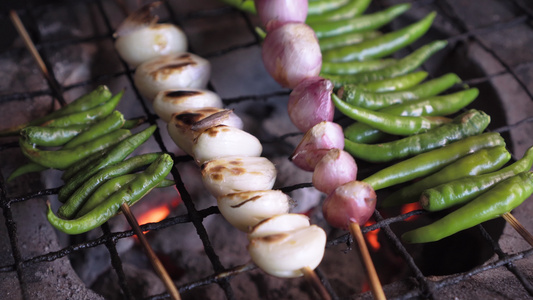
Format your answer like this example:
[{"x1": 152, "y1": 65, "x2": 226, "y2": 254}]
[
  {"x1": 503, "y1": 212, "x2": 533, "y2": 247},
  {"x1": 301, "y1": 266, "x2": 332, "y2": 300},
  {"x1": 349, "y1": 222, "x2": 386, "y2": 300},
  {"x1": 121, "y1": 203, "x2": 182, "y2": 300}
]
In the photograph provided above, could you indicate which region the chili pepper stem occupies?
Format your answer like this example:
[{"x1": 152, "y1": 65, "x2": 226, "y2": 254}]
[
  {"x1": 502, "y1": 212, "x2": 533, "y2": 247},
  {"x1": 120, "y1": 203, "x2": 181, "y2": 300},
  {"x1": 349, "y1": 222, "x2": 386, "y2": 300},
  {"x1": 300, "y1": 266, "x2": 332, "y2": 300}
]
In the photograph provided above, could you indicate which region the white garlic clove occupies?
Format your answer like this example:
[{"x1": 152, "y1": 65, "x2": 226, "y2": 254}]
[
  {"x1": 248, "y1": 225, "x2": 327, "y2": 278},
  {"x1": 201, "y1": 156, "x2": 277, "y2": 197},
  {"x1": 167, "y1": 108, "x2": 243, "y2": 156},
  {"x1": 115, "y1": 24, "x2": 188, "y2": 67},
  {"x1": 248, "y1": 213, "x2": 310, "y2": 239},
  {"x1": 134, "y1": 53, "x2": 211, "y2": 101},
  {"x1": 192, "y1": 125, "x2": 263, "y2": 165},
  {"x1": 217, "y1": 190, "x2": 291, "y2": 232},
  {"x1": 153, "y1": 89, "x2": 223, "y2": 123}
]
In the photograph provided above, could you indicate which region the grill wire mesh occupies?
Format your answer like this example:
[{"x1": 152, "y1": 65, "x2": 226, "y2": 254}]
[{"x1": 1, "y1": 0, "x2": 533, "y2": 299}]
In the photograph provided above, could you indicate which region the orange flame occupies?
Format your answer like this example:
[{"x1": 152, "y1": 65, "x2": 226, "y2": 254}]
[
  {"x1": 364, "y1": 220, "x2": 380, "y2": 251},
  {"x1": 136, "y1": 197, "x2": 181, "y2": 233},
  {"x1": 401, "y1": 202, "x2": 422, "y2": 221}
]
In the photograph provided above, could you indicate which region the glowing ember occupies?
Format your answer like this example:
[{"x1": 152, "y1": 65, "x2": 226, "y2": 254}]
[
  {"x1": 401, "y1": 202, "x2": 422, "y2": 221},
  {"x1": 364, "y1": 220, "x2": 380, "y2": 251}
]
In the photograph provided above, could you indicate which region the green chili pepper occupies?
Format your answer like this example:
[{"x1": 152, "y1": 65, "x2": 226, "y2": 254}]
[
  {"x1": 421, "y1": 145, "x2": 533, "y2": 212},
  {"x1": 307, "y1": 0, "x2": 372, "y2": 23},
  {"x1": 344, "y1": 109, "x2": 490, "y2": 163},
  {"x1": 60, "y1": 149, "x2": 111, "y2": 181},
  {"x1": 64, "y1": 110, "x2": 125, "y2": 148},
  {"x1": 122, "y1": 117, "x2": 148, "y2": 129},
  {"x1": 58, "y1": 125, "x2": 157, "y2": 202},
  {"x1": 344, "y1": 87, "x2": 478, "y2": 144},
  {"x1": 58, "y1": 152, "x2": 163, "y2": 217},
  {"x1": 43, "y1": 90, "x2": 123, "y2": 127},
  {"x1": 20, "y1": 124, "x2": 89, "y2": 147},
  {"x1": 402, "y1": 171, "x2": 533, "y2": 244},
  {"x1": 75, "y1": 174, "x2": 175, "y2": 218},
  {"x1": 331, "y1": 70, "x2": 429, "y2": 91},
  {"x1": 6, "y1": 163, "x2": 48, "y2": 182},
  {"x1": 362, "y1": 132, "x2": 506, "y2": 190},
  {"x1": 310, "y1": 3, "x2": 411, "y2": 39},
  {"x1": 321, "y1": 58, "x2": 396, "y2": 75},
  {"x1": 319, "y1": 31, "x2": 383, "y2": 52},
  {"x1": 19, "y1": 129, "x2": 131, "y2": 170},
  {"x1": 333, "y1": 93, "x2": 449, "y2": 136},
  {"x1": 218, "y1": 0, "x2": 256, "y2": 13},
  {"x1": 322, "y1": 11, "x2": 436, "y2": 62},
  {"x1": 340, "y1": 73, "x2": 462, "y2": 109},
  {"x1": 322, "y1": 40, "x2": 447, "y2": 81},
  {"x1": 308, "y1": 0, "x2": 351, "y2": 15},
  {"x1": 0, "y1": 86, "x2": 112, "y2": 136},
  {"x1": 382, "y1": 146, "x2": 511, "y2": 207},
  {"x1": 47, "y1": 153, "x2": 174, "y2": 235}
]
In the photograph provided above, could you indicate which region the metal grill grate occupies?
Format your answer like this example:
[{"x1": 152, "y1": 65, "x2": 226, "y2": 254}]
[{"x1": 1, "y1": 0, "x2": 533, "y2": 299}]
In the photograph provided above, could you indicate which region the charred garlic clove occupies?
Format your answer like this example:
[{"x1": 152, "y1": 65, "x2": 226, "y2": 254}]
[
  {"x1": 192, "y1": 125, "x2": 262, "y2": 165},
  {"x1": 134, "y1": 53, "x2": 211, "y2": 101},
  {"x1": 248, "y1": 224, "x2": 327, "y2": 278},
  {"x1": 153, "y1": 89, "x2": 223, "y2": 123},
  {"x1": 248, "y1": 213, "x2": 310, "y2": 239},
  {"x1": 114, "y1": 2, "x2": 187, "y2": 67},
  {"x1": 217, "y1": 190, "x2": 291, "y2": 232},
  {"x1": 201, "y1": 156, "x2": 277, "y2": 197}
]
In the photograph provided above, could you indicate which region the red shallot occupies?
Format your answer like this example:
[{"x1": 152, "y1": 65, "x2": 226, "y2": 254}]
[
  {"x1": 288, "y1": 76, "x2": 334, "y2": 132},
  {"x1": 312, "y1": 149, "x2": 358, "y2": 195}
]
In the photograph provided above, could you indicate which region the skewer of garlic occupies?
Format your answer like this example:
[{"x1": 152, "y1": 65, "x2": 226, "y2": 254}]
[
  {"x1": 114, "y1": 2, "x2": 187, "y2": 67},
  {"x1": 201, "y1": 156, "x2": 277, "y2": 197},
  {"x1": 217, "y1": 190, "x2": 291, "y2": 232},
  {"x1": 153, "y1": 89, "x2": 223, "y2": 123},
  {"x1": 168, "y1": 108, "x2": 243, "y2": 156},
  {"x1": 134, "y1": 52, "x2": 211, "y2": 101},
  {"x1": 247, "y1": 214, "x2": 326, "y2": 278}
]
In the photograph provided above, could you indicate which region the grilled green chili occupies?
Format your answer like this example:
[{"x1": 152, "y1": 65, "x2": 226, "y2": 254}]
[
  {"x1": 402, "y1": 172, "x2": 533, "y2": 243},
  {"x1": 58, "y1": 152, "x2": 163, "y2": 218},
  {"x1": 322, "y1": 40, "x2": 447, "y2": 78},
  {"x1": 382, "y1": 146, "x2": 511, "y2": 207},
  {"x1": 310, "y1": 3, "x2": 411, "y2": 39},
  {"x1": 344, "y1": 87, "x2": 478, "y2": 143},
  {"x1": 58, "y1": 125, "x2": 157, "y2": 202},
  {"x1": 322, "y1": 11, "x2": 436, "y2": 62},
  {"x1": 64, "y1": 110, "x2": 125, "y2": 148},
  {"x1": 421, "y1": 145, "x2": 533, "y2": 212},
  {"x1": 308, "y1": 0, "x2": 350, "y2": 15},
  {"x1": 340, "y1": 73, "x2": 462, "y2": 109},
  {"x1": 344, "y1": 109, "x2": 490, "y2": 163},
  {"x1": 330, "y1": 70, "x2": 429, "y2": 91},
  {"x1": 47, "y1": 154, "x2": 174, "y2": 235},
  {"x1": 19, "y1": 129, "x2": 131, "y2": 170},
  {"x1": 362, "y1": 132, "x2": 506, "y2": 190},
  {"x1": 333, "y1": 93, "x2": 449, "y2": 136},
  {"x1": 307, "y1": 0, "x2": 371, "y2": 23},
  {"x1": 20, "y1": 124, "x2": 88, "y2": 147},
  {"x1": 6, "y1": 163, "x2": 48, "y2": 182},
  {"x1": 319, "y1": 31, "x2": 383, "y2": 52},
  {"x1": 321, "y1": 57, "x2": 396, "y2": 75}
]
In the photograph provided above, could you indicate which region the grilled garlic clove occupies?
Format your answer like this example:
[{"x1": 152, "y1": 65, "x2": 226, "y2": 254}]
[
  {"x1": 167, "y1": 108, "x2": 243, "y2": 155},
  {"x1": 217, "y1": 190, "x2": 291, "y2": 232},
  {"x1": 153, "y1": 89, "x2": 223, "y2": 123},
  {"x1": 134, "y1": 53, "x2": 211, "y2": 101},
  {"x1": 192, "y1": 125, "x2": 263, "y2": 165},
  {"x1": 201, "y1": 156, "x2": 277, "y2": 197},
  {"x1": 248, "y1": 213, "x2": 310, "y2": 239},
  {"x1": 248, "y1": 225, "x2": 327, "y2": 278},
  {"x1": 114, "y1": 2, "x2": 188, "y2": 67}
]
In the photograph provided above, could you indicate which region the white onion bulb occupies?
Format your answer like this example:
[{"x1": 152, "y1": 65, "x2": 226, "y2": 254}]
[
  {"x1": 217, "y1": 190, "x2": 291, "y2": 232},
  {"x1": 192, "y1": 125, "x2": 263, "y2": 165},
  {"x1": 134, "y1": 53, "x2": 211, "y2": 101},
  {"x1": 201, "y1": 156, "x2": 277, "y2": 197},
  {"x1": 153, "y1": 89, "x2": 223, "y2": 123},
  {"x1": 248, "y1": 213, "x2": 310, "y2": 239},
  {"x1": 261, "y1": 22, "x2": 322, "y2": 88},
  {"x1": 168, "y1": 108, "x2": 243, "y2": 156}
]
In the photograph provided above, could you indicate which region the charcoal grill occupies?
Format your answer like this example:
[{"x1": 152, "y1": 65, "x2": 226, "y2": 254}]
[{"x1": 2, "y1": 0, "x2": 533, "y2": 299}]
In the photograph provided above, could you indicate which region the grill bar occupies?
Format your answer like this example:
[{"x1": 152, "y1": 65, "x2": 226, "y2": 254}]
[{"x1": 1, "y1": 0, "x2": 533, "y2": 299}]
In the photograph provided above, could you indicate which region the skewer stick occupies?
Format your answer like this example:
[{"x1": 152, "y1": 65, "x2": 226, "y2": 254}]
[
  {"x1": 349, "y1": 222, "x2": 386, "y2": 300},
  {"x1": 9, "y1": 10, "x2": 63, "y2": 102},
  {"x1": 503, "y1": 212, "x2": 533, "y2": 247},
  {"x1": 301, "y1": 266, "x2": 332, "y2": 300},
  {"x1": 121, "y1": 203, "x2": 182, "y2": 300}
]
